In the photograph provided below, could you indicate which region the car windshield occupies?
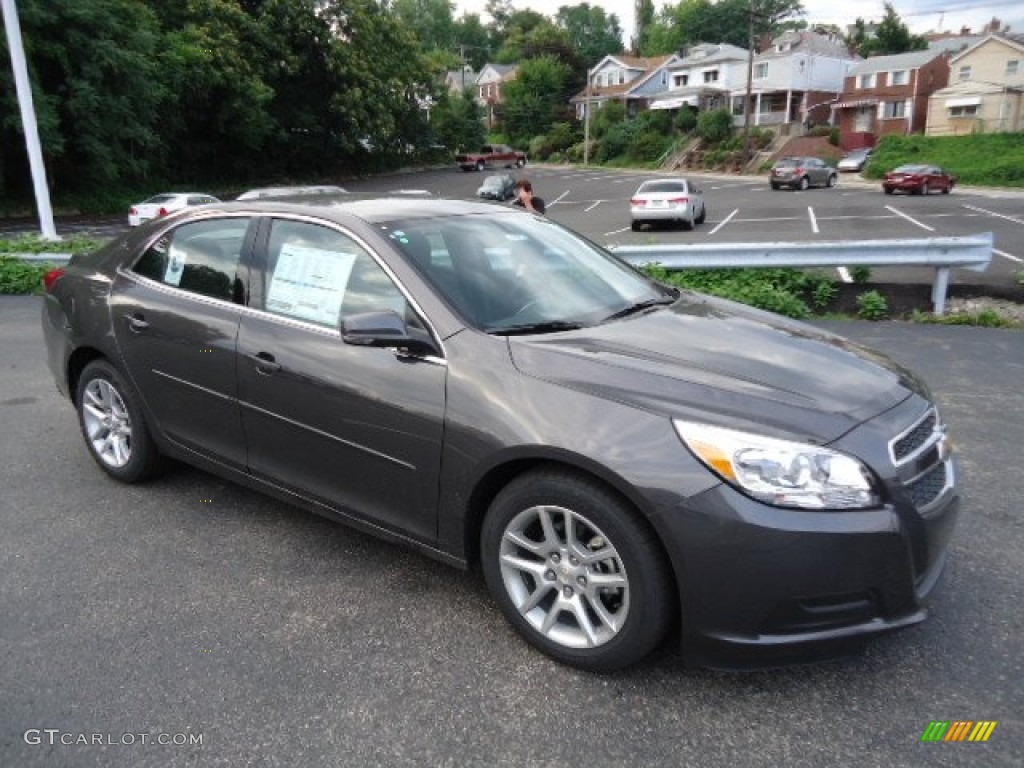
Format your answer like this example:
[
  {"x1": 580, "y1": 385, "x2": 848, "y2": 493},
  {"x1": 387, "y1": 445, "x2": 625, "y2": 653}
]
[
  {"x1": 380, "y1": 212, "x2": 673, "y2": 333},
  {"x1": 774, "y1": 159, "x2": 801, "y2": 168},
  {"x1": 481, "y1": 177, "x2": 507, "y2": 188},
  {"x1": 143, "y1": 194, "x2": 177, "y2": 204},
  {"x1": 639, "y1": 181, "x2": 687, "y2": 193},
  {"x1": 893, "y1": 165, "x2": 927, "y2": 173}
]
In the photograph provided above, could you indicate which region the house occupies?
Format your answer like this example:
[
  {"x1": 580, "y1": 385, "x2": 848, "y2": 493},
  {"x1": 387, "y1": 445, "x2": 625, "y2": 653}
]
[
  {"x1": 475, "y1": 63, "x2": 518, "y2": 128},
  {"x1": 926, "y1": 34, "x2": 1024, "y2": 136},
  {"x1": 569, "y1": 54, "x2": 678, "y2": 120},
  {"x1": 444, "y1": 66, "x2": 477, "y2": 95},
  {"x1": 832, "y1": 50, "x2": 950, "y2": 150},
  {"x1": 732, "y1": 30, "x2": 858, "y2": 134},
  {"x1": 645, "y1": 43, "x2": 748, "y2": 114}
]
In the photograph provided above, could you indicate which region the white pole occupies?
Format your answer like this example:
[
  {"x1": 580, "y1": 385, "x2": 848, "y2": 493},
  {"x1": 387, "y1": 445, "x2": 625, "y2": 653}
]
[{"x1": 2, "y1": 0, "x2": 58, "y2": 240}]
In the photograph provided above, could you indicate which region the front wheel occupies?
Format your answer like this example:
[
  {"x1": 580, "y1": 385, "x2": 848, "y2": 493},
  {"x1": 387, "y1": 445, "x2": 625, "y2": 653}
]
[
  {"x1": 630, "y1": 220, "x2": 641, "y2": 232},
  {"x1": 476, "y1": 160, "x2": 485, "y2": 172},
  {"x1": 481, "y1": 470, "x2": 674, "y2": 671},
  {"x1": 827, "y1": 174, "x2": 837, "y2": 188},
  {"x1": 76, "y1": 359, "x2": 162, "y2": 483},
  {"x1": 798, "y1": 176, "x2": 810, "y2": 191},
  {"x1": 516, "y1": 157, "x2": 526, "y2": 168}
]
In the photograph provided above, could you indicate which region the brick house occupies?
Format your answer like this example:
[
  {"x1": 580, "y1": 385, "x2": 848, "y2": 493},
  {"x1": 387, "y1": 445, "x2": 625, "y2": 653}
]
[
  {"x1": 832, "y1": 50, "x2": 950, "y2": 150},
  {"x1": 475, "y1": 63, "x2": 518, "y2": 128}
]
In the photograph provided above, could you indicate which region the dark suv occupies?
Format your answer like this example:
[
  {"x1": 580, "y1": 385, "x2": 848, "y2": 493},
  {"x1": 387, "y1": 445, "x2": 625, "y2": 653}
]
[{"x1": 770, "y1": 157, "x2": 838, "y2": 190}]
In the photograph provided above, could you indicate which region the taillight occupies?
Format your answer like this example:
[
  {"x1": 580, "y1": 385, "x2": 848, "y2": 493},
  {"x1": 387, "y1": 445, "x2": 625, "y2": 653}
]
[
  {"x1": 630, "y1": 198, "x2": 645, "y2": 206},
  {"x1": 794, "y1": 167, "x2": 804, "y2": 175},
  {"x1": 130, "y1": 206, "x2": 137, "y2": 215},
  {"x1": 668, "y1": 197, "x2": 689, "y2": 204},
  {"x1": 43, "y1": 267, "x2": 65, "y2": 292},
  {"x1": 158, "y1": 207, "x2": 169, "y2": 217}
]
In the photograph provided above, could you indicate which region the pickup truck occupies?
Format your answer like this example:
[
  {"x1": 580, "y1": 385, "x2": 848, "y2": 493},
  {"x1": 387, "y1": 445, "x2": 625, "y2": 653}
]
[{"x1": 455, "y1": 144, "x2": 527, "y2": 172}]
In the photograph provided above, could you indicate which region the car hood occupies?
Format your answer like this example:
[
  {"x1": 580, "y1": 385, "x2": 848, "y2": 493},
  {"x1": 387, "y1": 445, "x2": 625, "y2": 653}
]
[{"x1": 508, "y1": 294, "x2": 925, "y2": 443}]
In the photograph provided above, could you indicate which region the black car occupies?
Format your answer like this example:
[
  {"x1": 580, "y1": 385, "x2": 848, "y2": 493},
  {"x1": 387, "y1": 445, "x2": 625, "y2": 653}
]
[
  {"x1": 476, "y1": 173, "x2": 516, "y2": 201},
  {"x1": 41, "y1": 197, "x2": 960, "y2": 671}
]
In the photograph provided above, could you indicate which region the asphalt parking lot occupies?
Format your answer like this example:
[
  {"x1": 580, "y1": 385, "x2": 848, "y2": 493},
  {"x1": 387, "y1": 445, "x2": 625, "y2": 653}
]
[
  {"x1": 336, "y1": 165, "x2": 1024, "y2": 294},
  {"x1": 2, "y1": 290, "x2": 1022, "y2": 766}
]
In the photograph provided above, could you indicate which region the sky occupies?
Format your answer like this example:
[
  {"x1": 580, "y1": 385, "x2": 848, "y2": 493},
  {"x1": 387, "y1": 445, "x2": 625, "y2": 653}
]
[{"x1": 454, "y1": 0, "x2": 1024, "y2": 50}]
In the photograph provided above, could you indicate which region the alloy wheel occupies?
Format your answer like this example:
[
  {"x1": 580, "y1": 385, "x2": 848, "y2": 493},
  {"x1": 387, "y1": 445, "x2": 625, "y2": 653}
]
[{"x1": 82, "y1": 378, "x2": 133, "y2": 468}]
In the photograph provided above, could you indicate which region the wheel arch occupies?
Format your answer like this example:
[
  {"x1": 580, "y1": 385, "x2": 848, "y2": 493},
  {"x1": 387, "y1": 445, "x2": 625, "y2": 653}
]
[
  {"x1": 460, "y1": 450, "x2": 668, "y2": 574},
  {"x1": 66, "y1": 347, "x2": 108, "y2": 403}
]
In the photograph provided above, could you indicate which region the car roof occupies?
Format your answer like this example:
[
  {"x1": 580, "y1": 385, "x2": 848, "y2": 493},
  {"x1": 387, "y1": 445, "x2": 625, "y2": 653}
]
[
  {"x1": 211, "y1": 195, "x2": 518, "y2": 224},
  {"x1": 235, "y1": 185, "x2": 348, "y2": 200}
]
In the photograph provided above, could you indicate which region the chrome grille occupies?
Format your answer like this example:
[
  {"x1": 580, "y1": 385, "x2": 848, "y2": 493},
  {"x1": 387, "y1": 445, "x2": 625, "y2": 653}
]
[{"x1": 891, "y1": 408, "x2": 939, "y2": 465}]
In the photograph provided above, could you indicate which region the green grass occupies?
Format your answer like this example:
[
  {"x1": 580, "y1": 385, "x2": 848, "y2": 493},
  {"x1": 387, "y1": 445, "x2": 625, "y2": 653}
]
[{"x1": 863, "y1": 133, "x2": 1024, "y2": 187}]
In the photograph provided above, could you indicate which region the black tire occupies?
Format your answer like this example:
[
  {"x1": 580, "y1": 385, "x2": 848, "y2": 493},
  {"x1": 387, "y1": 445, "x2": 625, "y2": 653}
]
[
  {"x1": 476, "y1": 160, "x2": 485, "y2": 171},
  {"x1": 770, "y1": 183, "x2": 781, "y2": 191},
  {"x1": 798, "y1": 176, "x2": 810, "y2": 191},
  {"x1": 516, "y1": 157, "x2": 526, "y2": 168},
  {"x1": 630, "y1": 220, "x2": 641, "y2": 232},
  {"x1": 76, "y1": 359, "x2": 162, "y2": 483},
  {"x1": 695, "y1": 204, "x2": 706, "y2": 225},
  {"x1": 884, "y1": 187, "x2": 894, "y2": 195},
  {"x1": 680, "y1": 216, "x2": 693, "y2": 231},
  {"x1": 827, "y1": 174, "x2": 837, "y2": 188},
  {"x1": 942, "y1": 185, "x2": 951, "y2": 194},
  {"x1": 921, "y1": 182, "x2": 930, "y2": 195},
  {"x1": 480, "y1": 469, "x2": 674, "y2": 671}
]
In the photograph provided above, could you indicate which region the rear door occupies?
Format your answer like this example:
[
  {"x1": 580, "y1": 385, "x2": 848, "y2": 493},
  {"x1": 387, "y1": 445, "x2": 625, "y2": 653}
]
[
  {"x1": 237, "y1": 217, "x2": 446, "y2": 541},
  {"x1": 111, "y1": 215, "x2": 255, "y2": 468}
]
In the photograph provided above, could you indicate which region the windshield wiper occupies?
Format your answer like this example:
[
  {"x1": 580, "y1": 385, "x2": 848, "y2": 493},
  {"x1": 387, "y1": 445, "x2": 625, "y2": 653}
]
[
  {"x1": 602, "y1": 295, "x2": 676, "y2": 322},
  {"x1": 489, "y1": 320, "x2": 585, "y2": 336}
]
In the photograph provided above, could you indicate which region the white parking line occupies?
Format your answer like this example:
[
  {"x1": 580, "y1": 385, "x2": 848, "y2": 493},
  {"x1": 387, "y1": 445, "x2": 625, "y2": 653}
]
[
  {"x1": 604, "y1": 227, "x2": 631, "y2": 236},
  {"x1": 808, "y1": 206, "x2": 819, "y2": 234},
  {"x1": 709, "y1": 209, "x2": 738, "y2": 235},
  {"x1": 994, "y1": 249, "x2": 1023, "y2": 263},
  {"x1": 962, "y1": 204, "x2": 1024, "y2": 225},
  {"x1": 585, "y1": 201, "x2": 602, "y2": 212},
  {"x1": 885, "y1": 205, "x2": 935, "y2": 231},
  {"x1": 837, "y1": 266, "x2": 853, "y2": 283},
  {"x1": 548, "y1": 191, "x2": 569, "y2": 206}
]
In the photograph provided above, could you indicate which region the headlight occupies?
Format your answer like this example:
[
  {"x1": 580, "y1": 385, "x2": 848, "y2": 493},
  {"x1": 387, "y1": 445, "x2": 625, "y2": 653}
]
[{"x1": 673, "y1": 420, "x2": 881, "y2": 510}]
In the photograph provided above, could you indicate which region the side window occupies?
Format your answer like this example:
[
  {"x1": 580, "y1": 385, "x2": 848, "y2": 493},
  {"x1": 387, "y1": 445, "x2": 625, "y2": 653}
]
[
  {"x1": 133, "y1": 218, "x2": 249, "y2": 302},
  {"x1": 264, "y1": 220, "x2": 409, "y2": 329}
]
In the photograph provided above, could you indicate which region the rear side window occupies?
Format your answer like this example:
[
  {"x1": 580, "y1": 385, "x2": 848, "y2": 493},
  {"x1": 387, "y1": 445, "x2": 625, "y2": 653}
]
[{"x1": 133, "y1": 218, "x2": 250, "y2": 302}]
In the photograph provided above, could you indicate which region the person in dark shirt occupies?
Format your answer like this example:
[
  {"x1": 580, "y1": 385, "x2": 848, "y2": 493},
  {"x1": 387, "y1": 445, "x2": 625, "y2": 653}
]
[{"x1": 512, "y1": 179, "x2": 546, "y2": 214}]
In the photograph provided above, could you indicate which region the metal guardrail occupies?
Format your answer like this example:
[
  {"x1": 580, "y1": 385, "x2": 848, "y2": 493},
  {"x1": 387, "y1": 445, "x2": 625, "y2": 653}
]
[
  {"x1": 609, "y1": 232, "x2": 994, "y2": 315},
  {"x1": 10, "y1": 232, "x2": 995, "y2": 316}
]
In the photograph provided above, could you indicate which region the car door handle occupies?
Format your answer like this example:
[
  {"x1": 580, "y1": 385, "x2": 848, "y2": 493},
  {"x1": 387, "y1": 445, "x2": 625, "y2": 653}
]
[
  {"x1": 247, "y1": 351, "x2": 281, "y2": 374},
  {"x1": 124, "y1": 313, "x2": 149, "y2": 332}
]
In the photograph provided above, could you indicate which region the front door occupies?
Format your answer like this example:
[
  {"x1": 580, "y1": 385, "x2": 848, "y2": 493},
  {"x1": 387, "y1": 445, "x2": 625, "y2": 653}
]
[{"x1": 237, "y1": 218, "x2": 446, "y2": 541}]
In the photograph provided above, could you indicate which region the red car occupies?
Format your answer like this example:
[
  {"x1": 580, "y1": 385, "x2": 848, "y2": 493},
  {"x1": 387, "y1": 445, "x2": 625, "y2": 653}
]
[{"x1": 882, "y1": 165, "x2": 956, "y2": 195}]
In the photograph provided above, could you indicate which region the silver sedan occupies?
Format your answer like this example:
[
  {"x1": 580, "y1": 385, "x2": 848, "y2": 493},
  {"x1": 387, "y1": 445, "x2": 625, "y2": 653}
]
[{"x1": 629, "y1": 179, "x2": 706, "y2": 231}]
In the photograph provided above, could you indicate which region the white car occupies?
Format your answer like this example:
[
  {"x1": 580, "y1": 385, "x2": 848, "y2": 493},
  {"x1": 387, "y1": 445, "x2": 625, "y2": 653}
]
[
  {"x1": 629, "y1": 178, "x2": 706, "y2": 232},
  {"x1": 128, "y1": 193, "x2": 220, "y2": 227},
  {"x1": 235, "y1": 185, "x2": 347, "y2": 200}
]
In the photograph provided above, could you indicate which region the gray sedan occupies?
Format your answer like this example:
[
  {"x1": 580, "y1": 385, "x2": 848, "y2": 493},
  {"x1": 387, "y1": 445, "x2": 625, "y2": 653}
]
[
  {"x1": 40, "y1": 196, "x2": 959, "y2": 671},
  {"x1": 629, "y1": 178, "x2": 707, "y2": 231},
  {"x1": 770, "y1": 157, "x2": 838, "y2": 190}
]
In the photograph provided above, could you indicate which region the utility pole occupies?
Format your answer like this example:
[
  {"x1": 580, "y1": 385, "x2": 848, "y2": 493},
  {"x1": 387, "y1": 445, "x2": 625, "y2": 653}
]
[
  {"x1": 583, "y1": 68, "x2": 592, "y2": 165},
  {"x1": 2, "y1": 0, "x2": 57, "y2": 240},
  {"x1": 742, "y1": 1, "x2": 756, "y2": 167}
]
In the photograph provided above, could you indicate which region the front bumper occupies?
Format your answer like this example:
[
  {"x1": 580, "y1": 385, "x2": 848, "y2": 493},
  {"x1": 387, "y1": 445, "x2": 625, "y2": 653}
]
[{"x1": 653, "y1": 400, "x2": 960, "y2": 665}]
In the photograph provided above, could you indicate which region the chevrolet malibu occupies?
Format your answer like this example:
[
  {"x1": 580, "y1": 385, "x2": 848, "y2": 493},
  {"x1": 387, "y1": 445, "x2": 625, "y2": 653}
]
[{"x1": 41, "y1": 197, "x2": 960, "y2": 671}]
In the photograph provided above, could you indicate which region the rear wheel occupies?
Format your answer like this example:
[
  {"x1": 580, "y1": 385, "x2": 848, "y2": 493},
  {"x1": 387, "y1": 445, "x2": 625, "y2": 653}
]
[
  {"x1": 630, "y1": 220, "x2": 641, "y2": 232},
  {"x1": 884, "y1": 187, "x2": 894, "y2": 195},
  {"x1": 798, "y1": 176, "x2": 810, "y2": 191},
  {"x1": 695, "y1": 204, "x2": 706, "y2": 225},
  {"x1": 826, "y1": 174, "x2": 837, "y2": 188},
  {"x1": 76, "y1": 360, "x2": 162, "y2": 483},
  {"x1": 921, "y1": 182, "x2": 930, "y2": 195},
  {"x1": 516, "y1": 157, "x2": 526, "y2": 168},
  {"x1": 481, "y1": 470, "x2": 674, "y2": 671},
  {"x1": 476, "y1": 160, "x2": 485, "y2": 171},
  {"x1": 770, "y1": 183, "x2": 781, "y2": 191},
  {"x1": 942, "y1": 185, "x2": 951, "y2": 194}
]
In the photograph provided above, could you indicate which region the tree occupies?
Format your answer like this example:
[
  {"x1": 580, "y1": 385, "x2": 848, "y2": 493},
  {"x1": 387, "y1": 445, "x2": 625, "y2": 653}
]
[
  {"x1": 500, "y1": 55, "x2": 571, "y2": 146},
  {"x1": 0, "y1": 0, "x2": 167, "y2": 194},
  {"x1": 643, "y1": 0, "x2": 804, "y2": 56},
  {"x1": 429, "y1": 89, "x2": 485, "y2": 153},
  {"x1": 555, "y1": 4, "x2": 624, "y2": 63},
  {"x1": 850, "y1": 3, "x2": 927, "y2": 57}
]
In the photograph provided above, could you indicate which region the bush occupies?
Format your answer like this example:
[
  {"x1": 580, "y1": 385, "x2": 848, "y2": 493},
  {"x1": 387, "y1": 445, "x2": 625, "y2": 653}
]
[
  {"x1": 529, "y1": 135, "x2": 554, "y2": 161},
  {"x1": 674, "y1": 108, "x2": 697, "y2": 134},
  {"x1": 850, "y1": 266, "x2": 871, "y2": 284},
  {"x1": 547, "y1": 122, "x2": 580, "y2": 152},
  {"x1": 856, "y1": 290, "x2": 889, "y2": 320},
  {"x1": 628, "y1": 131, "x2": 672, "y2": 162},
  {"x1": 696, "y1": 109, "x2": 734, "y2": 144},
  {"x1": 0, "y1": 256, "x2": 51, "y2": 295}
]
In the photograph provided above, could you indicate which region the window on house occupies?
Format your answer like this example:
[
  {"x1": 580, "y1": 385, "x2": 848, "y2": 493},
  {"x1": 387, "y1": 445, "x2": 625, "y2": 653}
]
[
  {"x1": 949, "y1": 104, "x2": 980, "y2": 117},
  {"x1": 891, "y1": 70, "x2": 908, "y2": 86},
  {"x1": 755, "y1": 63, "x2": 768, "y2": 80},
  {"x1": 1007, "y1": 60, "x2": 1020, "y2": 76},
  {"x1": 661, "y1": 71, "x2": 667, "y2": 85},
  {"x1": 958, "y1": 65, "x2": 972, "y2": 81},
  {"x1": 674, "y1": 74, "x2": 689, "y2": 87},
  {"x1": 883, "y1": 101, "x2": 906, "y2": 119},
  {"x1": 703, "y1": 70, "x2": 719, "y2": 83},
  {"x1": 618, "y1": 71, "x2": 625, "y2": 85},
  {"x1": 858, "y1": 73, "x2": 875, "y2": 88},
  {"x1": 732, "y1": 96, "x2": 745, "y2": 116}
]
